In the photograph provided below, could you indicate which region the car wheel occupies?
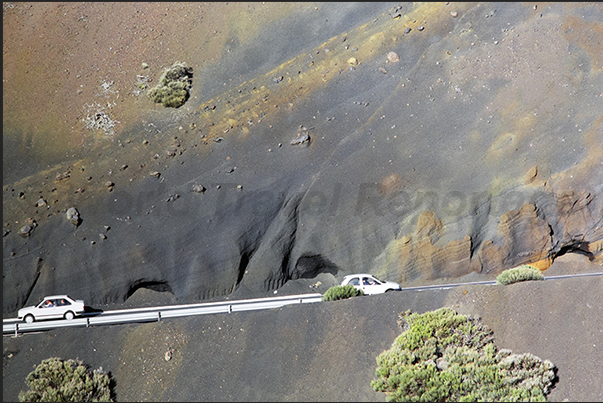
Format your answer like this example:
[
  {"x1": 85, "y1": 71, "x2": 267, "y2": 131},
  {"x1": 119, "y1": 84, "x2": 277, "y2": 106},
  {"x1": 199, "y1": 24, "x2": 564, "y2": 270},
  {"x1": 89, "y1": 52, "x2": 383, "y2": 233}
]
[
  {"x1": 64, "y1": 311, "x2": 75, "y2": 320},
  {"x1": 24, "y1": 315, "x2": 35, "y2": 323}
]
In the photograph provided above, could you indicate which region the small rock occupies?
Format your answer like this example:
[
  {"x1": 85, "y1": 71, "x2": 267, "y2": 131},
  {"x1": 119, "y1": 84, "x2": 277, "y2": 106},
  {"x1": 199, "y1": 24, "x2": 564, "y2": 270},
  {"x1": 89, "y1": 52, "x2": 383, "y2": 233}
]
[
  {"x1": 347, "y1": 57, "x2": 358, "y2": 65},
  {"x1": 66, "y1": 207, "x2": 80, "y2": 226},
  {"x1": 291, "y1": 133, "x2": 310, "y2": 146},
  {"x1": 379, "y1": 67, "x2": 388, "y2": 74},
  {"x1": 418, "y1": 26, "x2": 424, "y2": 31},
  {"x1": 450, "y1": 11, "x2": 458, "y2": 17},
  {"x1": 99, "y1": 233, "x2": 107, "y2": 240},
  {"x1": 165, "y1": 194, "x2": 179, "y2": 202},
  {"x1": 150, "y1": 171, "x2": 161, "y2": 178},
  {"x1": 18, "y1": 225, "x2": 33, "y2": 238},
  {"x1": 36, "y1": 198, "x2": 47, "y2": 207},
  {"x1": 105, "y1": 181, "x2": 114, "y2": 188},
  {"x1": 237, "y1": 185, "x2": 243, "y2": 190},
  {"x1": 164, "y1": 351, "x2": 172, "y2": 361},
  {"x1": 390, "y1": 5, "x2": 403, "y2": 19},
  {"x1": 404, "y1": 27, "x2": 411, "y2": 34},
  {"x1": 192, "y1": 184, "x2": 206, "y2": 193},
  {"x1": 55, "y1": 171, "x2": 70, "y2": 181},
  {"x1": 526, "y1": 166, "x2": 539, "y2": 183},
  {"x1": 120, "y1": 164, "x2": 128, "y2": 171},
  {"x1": 387, "y1": 51, "x2": 400, "y2": 63},
  {"x1": 142, "y1": 62, "x2": 149, "y2": 69}
]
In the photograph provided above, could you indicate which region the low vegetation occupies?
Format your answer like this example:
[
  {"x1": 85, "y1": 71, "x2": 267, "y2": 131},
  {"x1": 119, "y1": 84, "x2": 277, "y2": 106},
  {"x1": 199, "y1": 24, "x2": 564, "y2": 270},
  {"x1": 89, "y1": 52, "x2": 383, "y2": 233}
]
[
  {"x1": 372, "y1": 308, "x2": 556, "y2": 402},
  {"x1": 148, "y1": 61, "x2": 193, "y2": 108},
  {"x1": 496, "y1": 264, "x2": 544, "y2": 285},
  {"x1": 19, "y1": 357, "x2": 113, "y2": 402},
  {"x1": 322, "y1": 284, "x2": 364, "y2": 301}
]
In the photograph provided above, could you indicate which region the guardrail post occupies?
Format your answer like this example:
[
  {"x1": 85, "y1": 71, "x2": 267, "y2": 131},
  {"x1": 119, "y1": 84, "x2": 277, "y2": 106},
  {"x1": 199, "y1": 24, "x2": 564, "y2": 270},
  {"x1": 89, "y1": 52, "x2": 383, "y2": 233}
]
[
  {"x1": 14, "y1": 323, "x2": 18, "y2": 337},
  {"x1": 86, "y1": 318, "x2": 90, "y2": 328},
  {"x1": 158, "y1": 312, "x2": 161, "y2": 322},
  {"x1": 229, "y1": 305, "x2": 232, "y2": 313}
]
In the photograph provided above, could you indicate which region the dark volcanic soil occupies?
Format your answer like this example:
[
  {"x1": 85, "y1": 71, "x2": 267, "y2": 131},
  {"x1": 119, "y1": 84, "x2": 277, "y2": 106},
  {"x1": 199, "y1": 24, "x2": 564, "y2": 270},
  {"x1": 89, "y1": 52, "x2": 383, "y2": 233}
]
[
  {"x1": 3, "y1": 254, "x2": 603, "y2": 402},
  {"x1": 3, "y1": 2, "x2": 603, "y2": 402},
  {"x1": 4, "y1": 2, "x2": 602, "y2": 316}
]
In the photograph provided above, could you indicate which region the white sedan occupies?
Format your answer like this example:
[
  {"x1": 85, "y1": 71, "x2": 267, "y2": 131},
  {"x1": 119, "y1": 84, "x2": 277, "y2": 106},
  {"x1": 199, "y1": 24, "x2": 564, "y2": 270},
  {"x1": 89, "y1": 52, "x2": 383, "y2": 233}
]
[
  {"x1": 18, "y1": 295, "x2": 86, "y2": 323},
  {"x1": 341, "y1": 274, "x2": 402, "y2": 295}
]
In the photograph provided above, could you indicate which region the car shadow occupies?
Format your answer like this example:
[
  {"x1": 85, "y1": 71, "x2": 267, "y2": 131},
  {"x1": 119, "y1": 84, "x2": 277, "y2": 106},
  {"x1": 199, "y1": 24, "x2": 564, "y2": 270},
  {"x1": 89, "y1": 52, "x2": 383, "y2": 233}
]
[{"x1": 82, "y1": 306, "x2": 104, "y2": 316}]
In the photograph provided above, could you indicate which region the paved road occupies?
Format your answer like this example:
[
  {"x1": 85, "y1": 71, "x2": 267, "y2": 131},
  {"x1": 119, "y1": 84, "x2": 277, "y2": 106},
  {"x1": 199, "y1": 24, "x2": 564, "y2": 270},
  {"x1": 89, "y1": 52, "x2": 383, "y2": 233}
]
[
  {"x1": 3, "y1": 293, "x2": 322, "y2": 336},
  {"x1": 4, "y1": 272, "x2": 601, "y2": 336}
]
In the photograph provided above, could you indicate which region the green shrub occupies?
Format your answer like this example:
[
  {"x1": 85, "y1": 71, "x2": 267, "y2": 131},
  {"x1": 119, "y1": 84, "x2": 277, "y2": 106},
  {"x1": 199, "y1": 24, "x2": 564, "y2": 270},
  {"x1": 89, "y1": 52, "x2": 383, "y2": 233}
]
[
  {"x1": 496, "y1": 264, "x2": 544, "y2": 285},
  {"x1": 322, "y1": 284, "x2": 364, "y2": 301},
  {"x1": 19, "y1": 357, "x2": 113, "y2": 402},
  {"x1": 148, "y1": 61, "x2": 193, "y2": 108},
  {"x1": 372, "y1": 308, "x2": 556, "y2": 402}
]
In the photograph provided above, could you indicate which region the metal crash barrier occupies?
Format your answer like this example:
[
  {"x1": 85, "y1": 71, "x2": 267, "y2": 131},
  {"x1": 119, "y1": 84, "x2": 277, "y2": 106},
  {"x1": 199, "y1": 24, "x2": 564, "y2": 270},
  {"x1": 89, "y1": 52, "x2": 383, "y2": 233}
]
[{"x1": 3, "y1": 293, "x2": 323, "y2": 336}]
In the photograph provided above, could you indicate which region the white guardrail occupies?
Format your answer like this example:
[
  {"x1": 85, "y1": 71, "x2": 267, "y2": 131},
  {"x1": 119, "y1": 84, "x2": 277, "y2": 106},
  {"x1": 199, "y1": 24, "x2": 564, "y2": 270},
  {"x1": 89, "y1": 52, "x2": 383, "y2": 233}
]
[
  {"x1": 3, "y1": 293, "x2": 323, "y2": 336},
  {"x1": 4, "y1": 272, "x2": 602, "y2": 336}
]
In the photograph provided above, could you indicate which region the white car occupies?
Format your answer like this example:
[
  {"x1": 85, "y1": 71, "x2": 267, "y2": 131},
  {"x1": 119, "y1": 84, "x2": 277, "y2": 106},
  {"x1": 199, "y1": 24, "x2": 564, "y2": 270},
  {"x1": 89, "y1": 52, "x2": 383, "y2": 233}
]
[
  {"x1": 18, "y1": 295, "x2": 86, "y2": 323},
  {"x1": 341, "y1": 274, "x2": 402, "y2": 295}
]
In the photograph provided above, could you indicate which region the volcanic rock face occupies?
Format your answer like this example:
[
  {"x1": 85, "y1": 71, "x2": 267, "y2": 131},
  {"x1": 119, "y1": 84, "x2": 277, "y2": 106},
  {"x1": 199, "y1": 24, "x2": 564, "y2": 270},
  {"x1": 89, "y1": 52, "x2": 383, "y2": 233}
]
[{"x1": 3, "y1": 3, "x2": 603, "y2": 314}]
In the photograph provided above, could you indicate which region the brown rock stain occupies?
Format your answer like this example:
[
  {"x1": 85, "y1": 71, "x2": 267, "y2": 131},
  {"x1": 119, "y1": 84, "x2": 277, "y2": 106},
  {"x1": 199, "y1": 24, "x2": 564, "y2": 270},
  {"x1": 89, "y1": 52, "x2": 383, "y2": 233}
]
[
  {"x1": 525, "y1": 165, "x2": 539, "y2": 184},
  {"x1": 197, "y1": 2, "x2": 462, "y2": 142},
  {"x1": 388, "y1": 195, "x2": 599, "y2": 284},
  {"x1": 379, "y1": 173, "x2": 403, "y2": 196},
  {"x1": 563, "y1": 13, "x2": 603, "y2": 73},
  {"x1": 384, "y1": 211, "x2": 476, "y2": 284}
]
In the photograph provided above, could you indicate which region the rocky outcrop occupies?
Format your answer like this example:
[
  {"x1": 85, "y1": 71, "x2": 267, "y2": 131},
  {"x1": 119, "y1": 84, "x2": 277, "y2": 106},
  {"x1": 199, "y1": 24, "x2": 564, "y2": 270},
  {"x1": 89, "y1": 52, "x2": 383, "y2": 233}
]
[{"x1": 479, "y1": 202, "x2": 553, "y2": 273}]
